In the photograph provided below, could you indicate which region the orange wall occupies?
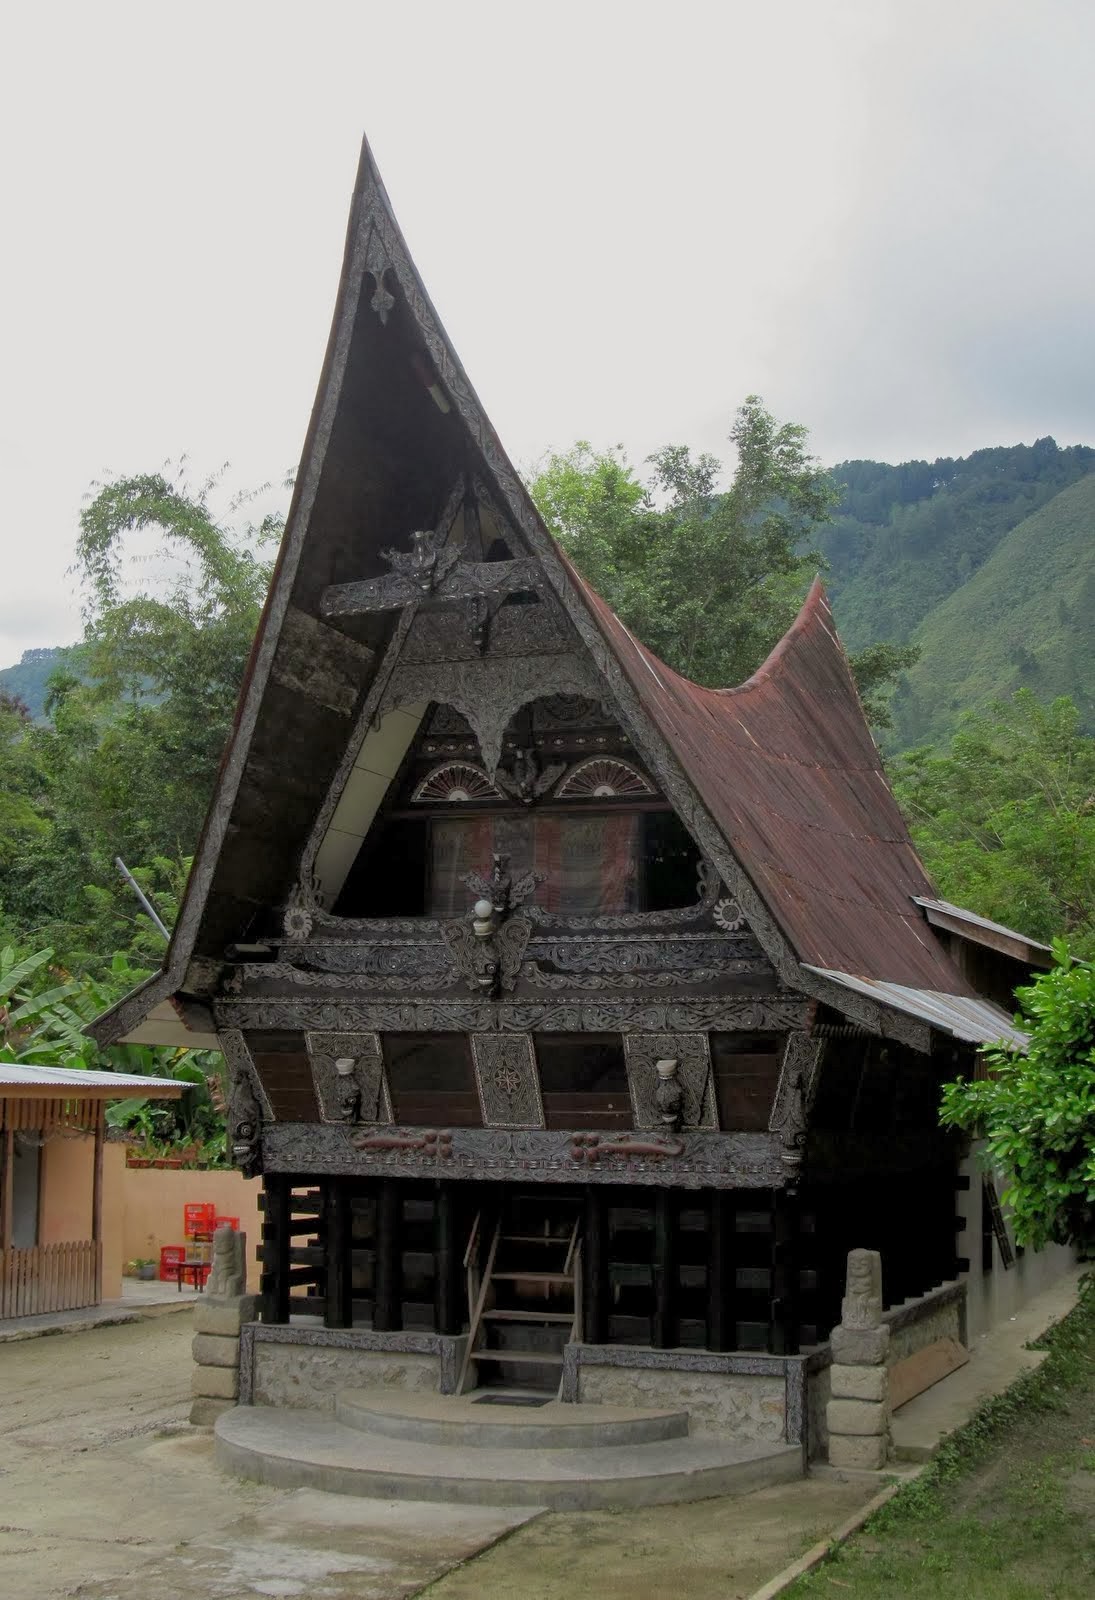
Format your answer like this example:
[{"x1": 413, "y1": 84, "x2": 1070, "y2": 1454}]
[
  {"x1": 114, "y1": 1165, "x2": 263, "y2": 1287},
  {"x1": 38, "y1": 1135, "x2": 123, "y2": 1299}
]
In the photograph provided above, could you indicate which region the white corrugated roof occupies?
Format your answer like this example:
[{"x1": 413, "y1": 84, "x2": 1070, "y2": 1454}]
[
  {"x1": 0, "y1": 1063, "x2": 184, "y2": 1094},
  {"x1": 805, "y1": 967, "x2": 1029, "y2": 1050}
]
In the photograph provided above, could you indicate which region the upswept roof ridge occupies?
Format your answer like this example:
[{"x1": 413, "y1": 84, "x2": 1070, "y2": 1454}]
[{"x1": 566, "y1": 564, "x2": 972, "y2": 994}]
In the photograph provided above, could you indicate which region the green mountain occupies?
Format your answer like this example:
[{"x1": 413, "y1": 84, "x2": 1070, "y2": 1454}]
[
  {"x1": 887, "y1": 472, "x2": 1095, "y2": 747},
  {"x1": 0, "y1": 647, "x2": 77, "y2": 720},
  {"x1": 821, "y1": 438, "x2": 1095, "y2": 652}
]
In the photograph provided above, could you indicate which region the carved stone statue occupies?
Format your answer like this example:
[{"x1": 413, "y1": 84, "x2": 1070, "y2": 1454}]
[
  {"x1": 206, "y1": 1225, "x2": 246, "y2": 1298},
  {"x1": 654, "y1": 1059, "x2": 684, "y2": 1131},
  {"x1": 841, "y1": 1247, "x2": 883, "y2": 1330}
]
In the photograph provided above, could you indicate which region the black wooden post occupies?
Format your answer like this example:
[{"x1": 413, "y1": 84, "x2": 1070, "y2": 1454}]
[
  {"x1": 582, "y1": 1187, "x2": 607, "y2": 1344},
  {"x1": 435, "y1": 1181, "x2": 462, "y2": 1335},
  {"x1": 707, "y1": 1191, "x2": 738, "y2": 1352},
  {"x1": 260, "y1": 1174, "x2": 291, "y2": 1325},
  {"x1": 652, "y1": 1191, "x2": 676, "y2": 1349},
  {"x1": 324, "y1": 1178, "x2": 352, "y2": 1328},
  {"x1": 769, "y1": 1186, "x2": 801, "y2": 1355},
  {"x1": 373, "y1": 1179, "x2": 402, "y2": 1331}
]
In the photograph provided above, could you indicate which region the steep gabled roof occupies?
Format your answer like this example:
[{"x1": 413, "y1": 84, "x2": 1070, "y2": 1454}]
[
  {"x1": 570, "y1": 568, "x2": 972, "y2": 994},
  {"x1": 89, "y1": 134, "x2": 1013, "y2": 1052}
]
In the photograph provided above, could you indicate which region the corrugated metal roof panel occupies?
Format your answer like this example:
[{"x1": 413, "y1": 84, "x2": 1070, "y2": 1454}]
[
  {"x1": 912, "y1": 897, "x2": 1053, "y2": 956},
  {"x1": 565, "y1": 561, "x2": 974, "y2": 994},
  {"x1": 0, "y1": 1063, "x2": 184, "y2": 1094},
  {"x1": 804, "y1": 966, "x2": 1028, "y2": 1049}
]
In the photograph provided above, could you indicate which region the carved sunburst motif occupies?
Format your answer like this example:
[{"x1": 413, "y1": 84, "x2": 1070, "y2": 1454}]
[
  {"x1": 556, "y1": 757, "x2": 654, "y2": 799},
  {"x1": 412, "y1": 762, "x2": 501, "y2": 803}
]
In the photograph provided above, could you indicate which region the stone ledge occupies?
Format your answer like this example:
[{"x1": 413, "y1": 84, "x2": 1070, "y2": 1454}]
[{"x1": 192, "y1": 1332, "x2": 240, "y2": 1368}]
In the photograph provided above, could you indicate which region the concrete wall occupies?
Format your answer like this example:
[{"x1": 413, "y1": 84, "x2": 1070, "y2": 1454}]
[
  {"x1": 252, "y1": 1343, "x2": 440, "y2": 1409},
  {"x1": 39, "y1": 1135, "x2": 93, "y2": 1244},
  {"x1": 576, "y1": 1364, "x2": 787, "y2": 1442},
  {"x1": 115, "y1": 1165, "x2": 263, "y2": 1278},
  {"x1": 958, "y1": 1146, "x2": 1076, "y2": 1338}
]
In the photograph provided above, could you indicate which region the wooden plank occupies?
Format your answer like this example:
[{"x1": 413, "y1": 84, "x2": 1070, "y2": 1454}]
[
  {"x1": 325, "y1": 1179, "x2": 352, "y2": 1329},
  {"x1": 373, "y1": 1180, "x2": 402, "y2": 1332},
  {"x1": 890, "y1": 1338, "x2": 969, "y2": 1411},
  {"x1": 582, "y1": 1187, "x2": 607, "y2": 1344},
  {"x1": 261, "y1": 1175, "x2": 291, "y2": 1324},
  {"x1": 434, "y1": 1183, "x2": 462, "y2": 1336},
  {"x1": 652, "y1": 1191, "x2": 675, "y2": 1349}
]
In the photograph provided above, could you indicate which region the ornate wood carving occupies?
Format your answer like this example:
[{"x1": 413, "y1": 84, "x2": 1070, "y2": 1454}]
[
  {"x1": 624, "y1": 1032, "x2": 717, "y2": 1130},
  {"x1": 378, "y1": 653, "x2": 604, "y2": 775},
  {"x1": 768, "y1": 1030, "x2": 824, "y2": 1173},
  {"x1": 556, "y1": 757, "x2": 653, "y2": 799},
  {"x1": 401, "y1": 602, "x2": 569, "y2": 663},
  {"x1": 411, "y1": 762, "x2": 500, "y2": 802},
  {"x1": 441, "y1": 916, "x2": 531, "y2": 995},
  {"x1": 263, "y1": 1121, "x2": 787, "y2": 1190},
  {"x1": 220, "y1": 1029, "x2": 269, "y2": 1175},
  {"x1": 216, "y1": 994, "x2": 810, "y2": 1035},
  {"x1": 306, "y1": 1031, "x2": 391, "y2": 1125},
  {"x1": 470, "y1": 1033, "x2": 545, "y2": 1129}
]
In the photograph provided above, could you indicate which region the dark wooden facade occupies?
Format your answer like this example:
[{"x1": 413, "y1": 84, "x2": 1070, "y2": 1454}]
[{"x1": 91, "y1": 138, "x2": 1025, "y2": 1383}]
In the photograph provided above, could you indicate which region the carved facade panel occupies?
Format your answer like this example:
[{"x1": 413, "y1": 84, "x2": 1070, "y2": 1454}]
[
  {"x1": 470, "y1": 1033, "x2": 545, "y2": 1129},
  {"x1": 219, "y1": 1028, "x2": 269, "y2": 1175},
  {"x1": 264, "y1": 1120, "x2": 786, "y2": 1190},
  {"x1": 768, "y1": 1030, "x2": 825, "y2": 1172},
  {"x1": 378, "y1": 653, "x2": 603, "y2": 774},
  {"x1": 306, "y1": 1031, "x2": 391, "y2": 1124},
  {"x1": 624, "y1": 1033, "x2": 717, "y2": 1130}
]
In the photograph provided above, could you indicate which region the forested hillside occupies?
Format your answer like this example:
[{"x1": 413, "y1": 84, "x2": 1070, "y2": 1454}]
[
  {"x1": 820, "y1": 438, "x2": 1094, "y2": 650},
  {"x1": 0, "y1": 647, "x2": 77, "y2": 720},
  {"x1": 891, "y1": 474, "x2": 1095, "y2": 747}
]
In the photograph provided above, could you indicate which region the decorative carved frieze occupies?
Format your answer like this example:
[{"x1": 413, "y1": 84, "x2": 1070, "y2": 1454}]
[
  {"x1": 401, "y1": 603, "x2": 569, "y2": 663},
  {"x1": 524, "y1": 965, "x2": 733, "y2": 991},
  {"x1": 441, "y1": 915, "x2": 531, "y2": 995},
  {"x1": 263, "y1": 1121, "x2": 787, "y2": 1190},
  {"x1": 768, "y1": 1030, "x2": 824, "y2": 1172},
  {"x1": 215, "y1": 994, "x2": 810, "y2": 1035},
  {"x1": 624, "y1": 1033, "x2": 718, "y2": 1130},
  {"x1": 470, "y1": 1033, "x2": 545, "y2": 1128},
  {"x1": 306, "y1": 1031, "x2": 391, "y2": 1124}
]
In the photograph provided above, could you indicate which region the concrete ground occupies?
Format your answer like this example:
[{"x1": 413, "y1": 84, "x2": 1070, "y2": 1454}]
[
  {"x1": 2, "y1": 1272, "x2": 1080, "y2": 1600},
  {"x1": 0, "y1": 1314, "x2": 870, "y2": 1600}
]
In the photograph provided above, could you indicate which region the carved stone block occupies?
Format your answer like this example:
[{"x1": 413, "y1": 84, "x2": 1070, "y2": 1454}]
[
  {"x1": 826, "y1": 1398, "x2": 888, "y2": 1437},
  {"x1": 306, "y1": 1031, "x2": 390, "y2": 1123},
  {"x1": 830, "y1": 1324, "x2": 890, "y2": 1366},
  {"x1": 625, "y1": 1034, "x2": 717, "y2": 1129},
  {"x1": 841, "y1": 1248, "x2": 884, "y2": 1330},
  {"x1": 470, "y1": 1033, "x2": 544, "y2": 1129},
  {"x1": 829, "y1": 1363, "x2": 888, "y2": 1402},
  {"x1": 829, "y1": 1433, "x2": 888, "y2": 1470}
]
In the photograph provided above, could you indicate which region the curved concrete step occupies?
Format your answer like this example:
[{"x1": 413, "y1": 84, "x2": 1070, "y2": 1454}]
[
  {"x1": 335, "y1": 1388, "x2": 690, "y2": 1449},
  {"x1": 215, "y1": 1405, "x2": 802, "y2": 1509}
]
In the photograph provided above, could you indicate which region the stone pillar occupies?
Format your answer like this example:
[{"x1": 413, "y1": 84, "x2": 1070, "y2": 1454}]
[
  {"x1": 826, "y1": 1248, "x2": 890, "y2": 1470},
  {"x1": 190, "y1": 1227, "x2": 256, "y2": 1426}
]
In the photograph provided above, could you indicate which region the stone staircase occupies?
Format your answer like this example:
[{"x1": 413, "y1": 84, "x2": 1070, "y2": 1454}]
[{"x1": 214, "y1": 1387, "x2": 802, "y2": 1509}]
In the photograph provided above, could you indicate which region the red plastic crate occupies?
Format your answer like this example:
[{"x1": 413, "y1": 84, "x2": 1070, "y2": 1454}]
[
  {"x1": 183, "y1": 1202, "x2": 216, "y2": 1238},
  {"x1": 159, "y1": 1244, "x2": 186, "y2": 1281},
  {"x1": 213, "y1": 1215, "x2": 240, "y2": 1233}
]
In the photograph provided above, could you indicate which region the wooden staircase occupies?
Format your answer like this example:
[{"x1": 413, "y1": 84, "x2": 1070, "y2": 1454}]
[{"x1": 458, "y1": 1196, "x2": 581, "y2": 1394}]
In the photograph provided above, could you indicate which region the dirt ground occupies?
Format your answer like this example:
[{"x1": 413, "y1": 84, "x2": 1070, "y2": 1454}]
[{"x1": 0, "y1": 1312, "x2": 871, "y2": 1600}]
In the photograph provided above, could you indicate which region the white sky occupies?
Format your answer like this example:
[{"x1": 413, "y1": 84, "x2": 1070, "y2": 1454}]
[{"x1": 2, "y1": 0, "x2": 1093, "y2": 666}]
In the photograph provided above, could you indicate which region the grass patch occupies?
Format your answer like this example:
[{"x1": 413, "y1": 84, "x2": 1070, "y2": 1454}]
[{"x1": 785, "y1": 1275, "x2": 1095, "y2": 1598}]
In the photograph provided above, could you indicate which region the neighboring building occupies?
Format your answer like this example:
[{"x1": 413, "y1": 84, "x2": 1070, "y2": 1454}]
[
  {"x1": 1, "y1": 1063, "x2": 181, "y2": 1318},
  {"x1": 89, "y1": 140, "x2": 1071, "y2": 1468}
]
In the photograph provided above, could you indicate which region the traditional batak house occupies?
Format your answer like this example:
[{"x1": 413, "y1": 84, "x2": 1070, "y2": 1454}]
[{"x1": 91, "y1": 140, "x2": 1070, "y2": 1497}]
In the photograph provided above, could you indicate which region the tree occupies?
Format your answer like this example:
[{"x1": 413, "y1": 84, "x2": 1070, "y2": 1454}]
[
  {"x1": 529, "y1": 398, "x2": 916, "y2": 712},
  {"x1": 0, "y1": 467, "x2": 281, "y2": 974},
  {"x1": 892, "y1": 691, "x2": 1095, "y2": 957},
  {"x1": 940, "y1": 945, "x2": 1095, "y2": 1252}
]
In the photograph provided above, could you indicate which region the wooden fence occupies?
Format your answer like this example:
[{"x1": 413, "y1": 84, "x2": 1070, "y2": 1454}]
[{"x1": 0, "y1": 1240, "x2": 101, "y2": 1319}]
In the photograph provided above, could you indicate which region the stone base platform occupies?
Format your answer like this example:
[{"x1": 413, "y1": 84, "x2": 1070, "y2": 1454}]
[{"x1": 214, "y1": 1386, "x2": 802, "y2": 1509}]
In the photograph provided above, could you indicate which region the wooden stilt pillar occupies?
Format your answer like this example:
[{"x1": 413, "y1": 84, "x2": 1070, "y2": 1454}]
[
  {"x1": 769, "y1": 1186, "x2": 801, "y2": 1355},
  {"x1": 435, "y1": 1182, "x2": 462, "y2": 1335},
  {"x1": 373, "y1": 1179, "x2": 402, "y2": 1332},
  {"x1": 260, "y1": 1174, "x2": 291, "y2": 1324},
  {"x1": 582, "y1": 1187, "x2": 607, "y2": 1345},
  {"x1": 652, "y1": 1191, "x2": 676, "y2": 1350},
  {"x1": 324, "y1": 1178, "x2": 352, "y2": 1328},
  {"x1": 707, "y1": 1191, "x2": 738, "y2": 1352}
]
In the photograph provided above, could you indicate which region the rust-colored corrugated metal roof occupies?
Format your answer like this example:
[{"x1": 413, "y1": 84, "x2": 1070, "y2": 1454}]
[{"x1": 564, "y1": 562, "x2": 974, "y2": 994}]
